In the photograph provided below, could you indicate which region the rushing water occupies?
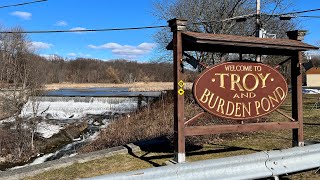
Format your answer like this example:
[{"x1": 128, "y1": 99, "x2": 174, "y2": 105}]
[{"x1": 10, "y1": 88, "x2": 163, "y2": 169}]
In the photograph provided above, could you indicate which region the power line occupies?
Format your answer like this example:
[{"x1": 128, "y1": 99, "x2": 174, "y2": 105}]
[
  {"x1": 0, "y1": 7, "x2": 319, "y2": 34},
  {"x1": 278, "y1": 8, "x2": 320, "y2": 16},
  {"x1": 263, "y1": 13, "x2": 320, "y2": 20},
  {"x1": 0, "y1": 0, "x2": 47, "y2": 9},
  {"x1": 192, "y1": 8, "x2": 320, "y2": 25},
  {"x1": 189, "y1": 13, "x2": 256, "y2": 25},
  {"x1": 0, "y1": 25, "x2": 168, "y2": 34},
  {"x1": 298, "y1": 15, "x2": 320, "y2": 18}
]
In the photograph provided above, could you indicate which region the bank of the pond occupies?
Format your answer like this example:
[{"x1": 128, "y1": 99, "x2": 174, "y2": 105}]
[
  {"x1": 0, "y1": 87, "x2": 163, "y2": 170},
  {"x1": 0, "y1": 121, "x2": 88, "y2": 171},
  {"x1": 2, "y1": 92, "x2": 320, "y2": 179},
  {"x1": 0, "y1": 143, "x2": 141, "y2": 180}
]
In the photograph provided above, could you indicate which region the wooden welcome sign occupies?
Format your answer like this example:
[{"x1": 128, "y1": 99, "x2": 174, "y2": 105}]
[
  {"x1": 168, "y1": 18, "x2": 318, "y2": 163},
  {"x1": 193, "y1": 62, "x2": 288, "y2": 120}
]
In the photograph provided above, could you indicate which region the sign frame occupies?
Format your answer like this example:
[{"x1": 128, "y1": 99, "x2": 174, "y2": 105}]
[{"x1": 168, "y1": 18, "x2": 318, "y2": 163}]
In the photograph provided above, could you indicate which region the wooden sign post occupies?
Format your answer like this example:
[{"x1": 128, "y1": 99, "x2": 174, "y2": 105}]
[
  {"x1": 168, "y1": 18, "x2": 188, "y2": 163},
  {"x1": 167, "y1": 19, "x2": 318, "y2": 163}
]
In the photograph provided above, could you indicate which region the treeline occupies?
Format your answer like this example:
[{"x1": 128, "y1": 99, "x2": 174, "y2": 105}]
[
  {"x1": 0, "y1": 28, "x2": 197, "y2": 88},
  {"x1": 0, "y1": 53, "x2": 197, "y2": 86},
  {"x1": 44, "y1": 57, "x2": 196, "y2": 84}
]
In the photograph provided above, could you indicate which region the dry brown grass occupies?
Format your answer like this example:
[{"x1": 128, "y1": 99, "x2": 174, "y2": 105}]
[
  {"x1": 79, "y1": 90, "x2": 254, "y2": 153},
  {"x1": 25, "y1": 93, "x2": 320, "y2": 179},
  {"x1": 44, "y1": 82, "x2": 193, "y2": 91},
  {"x1": 25, "y1": 153, "x2": 152, "y2": 180},
  {"x1": 79, "y1": 92, "x2": 175, "y2": 153}
]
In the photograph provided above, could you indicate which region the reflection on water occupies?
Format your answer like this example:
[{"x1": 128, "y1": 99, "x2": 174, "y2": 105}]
[{"x1": 46, "y1": 87, "x2": 162, "y2": 97}]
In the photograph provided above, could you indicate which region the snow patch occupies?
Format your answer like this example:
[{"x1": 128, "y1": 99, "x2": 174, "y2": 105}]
[
  {"x1": 303, "y1": 89, "x2": 320, "y2": 94},
  {"x1": 30, "y1": 153, "x2": 55, "y2": 165},
  {"x1": 37, "y1": 122, "x2": 62, "y2": 138}
]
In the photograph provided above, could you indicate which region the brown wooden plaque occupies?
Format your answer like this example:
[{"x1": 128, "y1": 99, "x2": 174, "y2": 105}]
[{"x1": 193, "y1": 62, "x2": 288, "y2": 120}]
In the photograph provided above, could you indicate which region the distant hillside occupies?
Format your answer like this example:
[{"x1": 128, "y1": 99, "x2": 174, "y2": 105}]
[{"x1": 42, "y1": 57, "x2": 197, "y2": 84}]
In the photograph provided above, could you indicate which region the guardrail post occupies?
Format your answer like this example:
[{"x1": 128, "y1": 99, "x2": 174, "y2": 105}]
[
  {"x1": 287, "y1": 30, "x2": 307, "y2": 147},
  {"x1": 137, "y1": 94, "x2": 143, "y2": 110},
  {"x1": 168, "y1": 18, "x2": 187, "y2": 163}
]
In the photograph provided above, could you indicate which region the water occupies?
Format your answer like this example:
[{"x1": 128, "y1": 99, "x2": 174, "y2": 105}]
[
  {"x1": 46, "y1": 87, "x2": 162, "y2": 97},
  {"x1": 11, "y1": 88, "x2": 163, "y2": 169}
]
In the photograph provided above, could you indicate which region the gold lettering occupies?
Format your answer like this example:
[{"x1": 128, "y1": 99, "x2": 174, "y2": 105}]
[
  {"x1": 242, "y1": 102, "x2": 251, "y2": 117},
  {"x1": 249, "y1": 92, "x2": 256, "y2": 98},
  {"x1": 230, "y1": 74, "x2": 244, "y2": 91},
  {"x1": 258, "y1": 73, "x2": 271, "y2": 88},
  {"x1": 235, "y1": 102, "x2": 241, "y2": 117},
  {"x1": 208, "y1": 94, "x2": 219, "y2": 109},
  {"x1": 243, "y1": 73, "x2": 259, "y2": 91},
  {"x1": 239, "y1": 92, "x2": 257, "y2": 98},
  {"x1": 275, "y1": 87, "x2": 286, "y2": 100},
  {"x1": 224, "y1": 65, "x2": 233, "y2": 71},
  {"x1": 225, "y1": 101, "x2": 235, "y2": 116},
  {"x1": 261, "y1": 97, "x2": 271, "y2": 111},
  {"x1": 215, "y1": 73, "x2": 229, "y2": 89},
  {"x1": 233, "y1": 93, "x2": 240, "y2": 98},
  {"x1": 268, "y1": 90, "x2": 279, "y2": 107},
  {"x1": 200, "y1": 89, "x2": 211, "y2": 103},
  {"x1": 241, "y1": 93, "x2": 248, "y2": 98},
  {"x1": 216, "y1": 98, "x2": 225, "y2": 114},
  {"x1": 255, "y1": 101, "x2": 261, "y2": 115}
]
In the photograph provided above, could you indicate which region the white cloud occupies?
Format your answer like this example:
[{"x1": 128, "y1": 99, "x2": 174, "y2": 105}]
[
  {"x1": 80, "y1": 53, "x2": 91, "y2": 57},
  {"x1": 70, "y1": 27, "x2": 87, "y2": 34},
  {"x1": 67, "y1": 53, "x2": 77, "y2": 57},
  {"x1": 88, "y1": 43, "x2": 122, "y2": 49},
  {"x1": 67, "y1": 53, "x2": 91, "y2": 58},
  {"x1": 40, "y1": 54, "x2": 60, "y2": 60},
  {"x1": 29, "y1": 41, "x2": 53, "y2": 50},
  {"x1": 88, "y1": 42, "x2": 156, "y2": 59},
  {"x1": 11, "y1": 11, "x2": 32, "y2": 20},
  {"x1": 138, "y1": 43, "x2": 157, "y2": 50},
  {"x1": 55, "y1": 20, "x2": 68, "y2": 26}
]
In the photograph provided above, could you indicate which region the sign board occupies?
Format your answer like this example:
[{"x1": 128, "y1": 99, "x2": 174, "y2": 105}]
[{"x1": 193, "y1": 62, "x2": 288, "y2": 120}]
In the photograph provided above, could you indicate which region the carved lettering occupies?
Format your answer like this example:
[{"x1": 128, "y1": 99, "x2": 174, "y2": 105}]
[{"x1": 194, "y1": 62, "x2": 288, "y2": 120}]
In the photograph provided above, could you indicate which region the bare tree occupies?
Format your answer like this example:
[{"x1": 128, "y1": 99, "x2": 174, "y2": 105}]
[
  {"x1": 0, "y1": 26, "x2": 46, "y2": 156},
  {"x1": 153, "y1": 0, "x2": 296, "y2": 66}
]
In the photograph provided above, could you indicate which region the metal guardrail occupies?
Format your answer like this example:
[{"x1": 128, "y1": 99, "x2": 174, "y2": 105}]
[{"x1": 82, "y1": 143, "x2": 320, "y2": 180}]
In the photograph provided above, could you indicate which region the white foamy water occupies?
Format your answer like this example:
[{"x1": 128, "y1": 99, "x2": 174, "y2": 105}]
[
  {"x1": 20, "y1": 97, "x2": 147, "y2": 120},
  {"x1": 6, "y1": 92, "x2": 158, "y2": 170}
]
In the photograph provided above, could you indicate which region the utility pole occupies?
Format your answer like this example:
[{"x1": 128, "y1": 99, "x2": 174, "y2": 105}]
[{"x1": 256, "y1": 0, "x2": 262, "y2": 62}]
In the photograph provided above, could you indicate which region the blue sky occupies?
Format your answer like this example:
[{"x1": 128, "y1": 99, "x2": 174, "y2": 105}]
[
  {"x1": 294, "y1": 1, "x2": 320, "y2": 45},
  {"x1": 0, "y1": 0, "x2": 165, "y2": 61},
  {"x1": 0, "y1": 0, "x2": 319, "y2": 61}
]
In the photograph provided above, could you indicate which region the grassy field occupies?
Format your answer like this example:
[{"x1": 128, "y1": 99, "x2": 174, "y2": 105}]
[{"x1": 25, "y1": 93, "x2": 320, "y2": 180}]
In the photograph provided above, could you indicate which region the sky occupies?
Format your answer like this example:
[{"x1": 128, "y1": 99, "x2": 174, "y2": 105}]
[{"x1": 0, "y1": 0, "x2": 319, "y2": 62}]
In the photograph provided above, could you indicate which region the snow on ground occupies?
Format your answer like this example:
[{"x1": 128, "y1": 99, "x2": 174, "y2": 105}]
[
  {"x1": 303, "y1": 89, "x2": 320, "y2": 94},
  {"x1": 37, "y1": 122, "x2": 63, "y2": 138},
  {"x1": 30, "y1": 153, "x2": 55, "y2": 165},
  {"x1": 0, "y1": 116, "x2": 15, "y2": 125},
  {"x1": 6, "y1": 95, "x2": 149, "y2": 170}
]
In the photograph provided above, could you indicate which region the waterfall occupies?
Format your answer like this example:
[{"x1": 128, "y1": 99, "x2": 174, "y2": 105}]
[
  {"x1": 7, "y1": 89, "x2": 164, "y2": 169},
  {"x1": 20, "y1": 96, "x2": 157, "y2": 120}
]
